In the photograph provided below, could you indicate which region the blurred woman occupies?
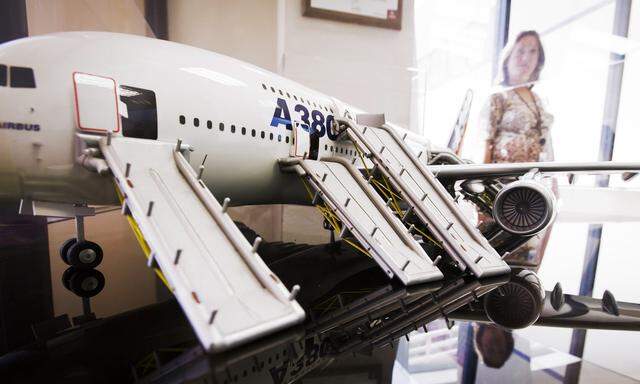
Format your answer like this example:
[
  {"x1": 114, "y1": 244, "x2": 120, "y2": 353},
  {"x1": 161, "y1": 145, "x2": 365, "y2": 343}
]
[{"x1": 484, "y1": 30, "x2": 554, "y2": 268}]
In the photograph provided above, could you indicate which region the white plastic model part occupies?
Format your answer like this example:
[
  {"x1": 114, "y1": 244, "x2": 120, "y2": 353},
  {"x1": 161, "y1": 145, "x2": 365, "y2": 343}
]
[
  {"x1": 292, "y1": 123, "x2": 311, "y2": 158},
  {"x1": 341, "y1": 119, "x2": 511, "y2": 278},
  {"x1": 281, "y1": 157, "x2": 444, "y2": 285},
  {"x1": 100, "y1": 137, "x2": 305, "y2": 352},
  {"x1": 73, "y1": 72, "x2": 120, "y2": 133}
]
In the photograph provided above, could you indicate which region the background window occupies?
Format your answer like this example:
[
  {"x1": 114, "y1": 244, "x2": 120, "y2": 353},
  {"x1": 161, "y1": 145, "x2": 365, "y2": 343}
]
[
  {"x1": 119, "y1": 85, "x2": 158, "y2": 140},
  {"x1": 10, "y1": 66, "x2": 35, "y2": 88}
]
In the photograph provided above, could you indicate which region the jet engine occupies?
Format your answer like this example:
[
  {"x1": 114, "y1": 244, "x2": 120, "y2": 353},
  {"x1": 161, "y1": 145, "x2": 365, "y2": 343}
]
[
  {"x1": 484, "y1": 269, "x2": 545, "y2": 329},
  {"x1": 492, "y1": 180, "x2": 555, "y2": 236}
]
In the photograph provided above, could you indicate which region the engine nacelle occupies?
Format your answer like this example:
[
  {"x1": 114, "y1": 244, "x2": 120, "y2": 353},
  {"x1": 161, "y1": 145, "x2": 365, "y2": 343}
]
[
  {"x1": 484, "y1": 269, "x2": 545, "y2": 329},
  {"x1": 492, "y1": 180, "x2": 555, "y2": 236}
]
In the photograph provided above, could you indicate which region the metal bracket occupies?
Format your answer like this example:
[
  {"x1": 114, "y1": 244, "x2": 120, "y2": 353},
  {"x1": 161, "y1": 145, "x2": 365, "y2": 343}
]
[{"x1": 19, "y1": 199, "x2": 96, "y2": 218}]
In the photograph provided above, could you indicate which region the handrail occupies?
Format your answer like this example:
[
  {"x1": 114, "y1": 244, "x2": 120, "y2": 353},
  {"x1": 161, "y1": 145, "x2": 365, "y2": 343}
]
[
  {"x1": 320, "y1": 156, "x2": 428, "y2": 257},
  {"x1": 173, "y1": 148, "x2": 293, "y2": 305},
  {"x1": 338, "y1": 118, "x2": 489, "y2": 249}
]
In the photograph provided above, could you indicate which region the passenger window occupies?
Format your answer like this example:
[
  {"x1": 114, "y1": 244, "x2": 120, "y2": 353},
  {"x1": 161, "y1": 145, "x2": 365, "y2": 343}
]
[
  {"x1": 0, "y1": 65, "x2": 6, "y2": 86},
  {"x1": 119, "y1": 85, "x2": 158, "y2": 140},
  {"x1": 10, "y1": 66, "x2": 35, "y2": 88}
]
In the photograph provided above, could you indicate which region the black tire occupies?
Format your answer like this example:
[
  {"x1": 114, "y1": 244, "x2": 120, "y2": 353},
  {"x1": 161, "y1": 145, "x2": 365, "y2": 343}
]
[
  {"x1": 59, "y1": 238, "x2": 77, "y2": 265},
  {"x1": 61, "y1": 267, "x2": 75, "y2": 290},
  {"x1": 68, "y1": 269, "x2": 105, "y2": 298},
  {"x1": 66, "y1": 241, "x2": 103, "y2": 269}
]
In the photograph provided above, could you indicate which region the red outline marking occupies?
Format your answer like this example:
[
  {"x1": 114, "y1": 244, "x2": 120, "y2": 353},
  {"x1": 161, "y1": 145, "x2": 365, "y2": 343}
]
[{"x1": 72, "y1": 71, "x2": 121, "y2": 133}]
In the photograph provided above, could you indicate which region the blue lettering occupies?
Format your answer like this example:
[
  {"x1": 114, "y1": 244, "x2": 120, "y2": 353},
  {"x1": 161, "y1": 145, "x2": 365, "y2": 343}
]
[
  {"x1": 311, "y1": 110, "x2": 325, "y2": 136},
  {"x1": 0, "y1": 121, "x2": 41, "y2": 132},
  {"x1": 270, "y1": 98, "x2": 292, "y2": 130},
  {"x1": 294, "y1": 104, "x2": 310, "y2": 132},
  {"x1": 270, "y1": 99, "x2": 337, "y2": 140},
  {"x1": 326, "y1": 115, "x2": 339, "y2": 141}
]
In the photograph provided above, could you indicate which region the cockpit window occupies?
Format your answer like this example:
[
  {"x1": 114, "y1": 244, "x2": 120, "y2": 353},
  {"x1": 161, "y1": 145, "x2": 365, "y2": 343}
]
[
  {"x1": 0, "y1": 65, "x2": 6, "y2": 86},
  {"x1": 10, "y1": 66, "x2": 35, "y2": 88},
  {"x1": 119, "y1": 85, "x2": 158, "y2": 140}
]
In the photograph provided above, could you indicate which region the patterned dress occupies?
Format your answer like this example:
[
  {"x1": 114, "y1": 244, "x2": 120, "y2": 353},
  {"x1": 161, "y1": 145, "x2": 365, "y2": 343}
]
[
  {"x1": 485, "y1": 88, "x2": 554, "y2": 268},
  {"x1": 487, "y1": 89, "x2": 554, "y2": 164}
]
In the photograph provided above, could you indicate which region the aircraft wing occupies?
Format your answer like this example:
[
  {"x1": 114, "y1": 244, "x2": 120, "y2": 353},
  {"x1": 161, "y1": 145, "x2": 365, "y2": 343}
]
[
  {"x1": 99, "y1": 137, "x2": 305, "y2": 352},
  {"x1": 535, "y1": 291, "x2": 640, "y2": 331},
  {"x1": 449, "y1": 290, "x2": 640, "y2": 331},
  {"x1": 428, "y1": 161, "x2": 640, "y2": 181}
]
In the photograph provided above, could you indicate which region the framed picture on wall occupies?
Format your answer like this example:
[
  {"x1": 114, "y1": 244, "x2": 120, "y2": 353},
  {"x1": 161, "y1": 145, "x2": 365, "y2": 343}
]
[{"x1": 303, "y1": 0, "x2": 402, "y2": 30}]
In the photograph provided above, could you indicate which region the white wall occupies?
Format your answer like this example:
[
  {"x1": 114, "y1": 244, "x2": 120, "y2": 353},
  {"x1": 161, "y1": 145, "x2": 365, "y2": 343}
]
[
  {"x1": 26, "y1": 0, "x2": 152, "y2": 37},
  {"x1": 281, "y1": 0, "x2": 418, "y2": 131},
  {"x1": 168, "y1": 0, "x2": 279, "y2": 71}
]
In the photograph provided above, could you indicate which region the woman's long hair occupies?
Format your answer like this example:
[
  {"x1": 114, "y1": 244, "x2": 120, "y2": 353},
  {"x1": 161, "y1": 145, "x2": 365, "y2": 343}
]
[{"x1": 497, "y1": 30, "x2": 545, "y2": 87}]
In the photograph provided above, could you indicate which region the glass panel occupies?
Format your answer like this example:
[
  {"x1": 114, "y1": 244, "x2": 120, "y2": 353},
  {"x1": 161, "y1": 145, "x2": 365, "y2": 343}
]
[
  {"x1": 9, "y1": 66, "x2": 35, "y2": 88},
  {"x1": 415, "y1": 0, "x2": 499, "y2": 153}
]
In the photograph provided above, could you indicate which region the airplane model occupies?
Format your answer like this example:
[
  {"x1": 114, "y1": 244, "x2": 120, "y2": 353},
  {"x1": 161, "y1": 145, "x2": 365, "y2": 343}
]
[{"x1": 1, "y1": 32, "x2": 640, "y2": 353}]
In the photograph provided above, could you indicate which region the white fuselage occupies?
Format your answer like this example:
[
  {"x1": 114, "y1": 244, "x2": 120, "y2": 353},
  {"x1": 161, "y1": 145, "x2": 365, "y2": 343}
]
[{"x1": 0, "y1": 32, "x2": 428, "y2": 207}]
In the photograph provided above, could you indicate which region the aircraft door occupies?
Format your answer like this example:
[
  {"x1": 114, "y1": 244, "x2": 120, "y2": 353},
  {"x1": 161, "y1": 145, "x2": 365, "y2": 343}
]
[
  {"x1": 73, "y1": 72, "x2": 120, "y2": 134},
  {"x1": 290, "y1": 122, "x2": 320, "y2": 160}
]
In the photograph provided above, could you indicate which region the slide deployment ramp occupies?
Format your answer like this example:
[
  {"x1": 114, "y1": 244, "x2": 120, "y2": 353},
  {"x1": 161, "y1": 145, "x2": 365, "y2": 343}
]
[
  {"x1": 280, "y1": 156, "x2": 444, "y2": 285},
  {"x1": 99, "y1": 137, "x2": 304, "y2": 352},
  {"x1": 341, "y1": 117, "x2": 510, "y2": 278}
]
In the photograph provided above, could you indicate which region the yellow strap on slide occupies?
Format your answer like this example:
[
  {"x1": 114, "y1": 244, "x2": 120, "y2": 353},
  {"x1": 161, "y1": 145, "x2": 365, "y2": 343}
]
[{"x1": 114, "y1": 184, "x2": 173, "y2": 291}]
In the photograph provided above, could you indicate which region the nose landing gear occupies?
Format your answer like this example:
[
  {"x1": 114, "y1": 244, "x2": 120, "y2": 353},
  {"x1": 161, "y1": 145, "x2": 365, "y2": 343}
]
[
  {"x1": 20, "y1": 199, "x2": 106, "y2": 324},
  {"x1": 62, "y1": 267, "x2": 106, "y2": 298},
  {"x1": 54, "y1": 206, "x2": 105, "y2": 323},
  {"x1": 59, "y1": 214, "x2": 103, "y2": 269},
  {"x1": 60, "y1": 239, "x2": 103, "y2": 268}
]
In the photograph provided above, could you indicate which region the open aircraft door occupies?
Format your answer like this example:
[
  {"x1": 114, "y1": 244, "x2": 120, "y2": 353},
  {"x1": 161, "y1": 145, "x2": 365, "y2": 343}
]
[
  {"x1": 73, "y1": 72, "x2": 120, "y2": 134},
  {"x1": 290, "y1": 122, "x2": 312, "y2": 158}
]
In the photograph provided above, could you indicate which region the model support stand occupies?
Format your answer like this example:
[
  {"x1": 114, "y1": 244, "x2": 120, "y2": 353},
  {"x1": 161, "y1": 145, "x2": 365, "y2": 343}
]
[{"x1": 19, "y1": 199, "x2": 106, "y2": 318}]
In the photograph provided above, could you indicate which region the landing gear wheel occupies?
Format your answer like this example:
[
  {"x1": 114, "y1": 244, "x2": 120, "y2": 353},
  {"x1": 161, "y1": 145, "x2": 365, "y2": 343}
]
[
  {"x1": 66, "y1": 241, "x2": 103, "y2": 269},
  {"x1": 61, "y1": 267, "x2": 75, "y2": 290},
  {"x1": 59, "y1": 238, "x2": 78, "y2": 265},
  {"x1": 68, "y1": 269, "x2": 105, "y2": 298}
]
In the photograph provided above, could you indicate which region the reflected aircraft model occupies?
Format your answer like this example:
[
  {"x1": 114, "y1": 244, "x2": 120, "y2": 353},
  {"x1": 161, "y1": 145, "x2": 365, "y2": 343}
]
[{"x1": 1, "y1": 32, "x2": 640, "y2": 354}]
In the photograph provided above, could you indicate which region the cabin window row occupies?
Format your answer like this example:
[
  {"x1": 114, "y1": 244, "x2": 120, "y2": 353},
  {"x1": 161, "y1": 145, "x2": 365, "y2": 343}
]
[
  {"x1": 325, "y1": 144, "x2": 355, "y2": 156},
  {"x1": 179, "y1": 115, "x2": 293, "y2": 144},
  {"x1": 260, "y1": 82, "x2": 334, "y2": 114}
]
